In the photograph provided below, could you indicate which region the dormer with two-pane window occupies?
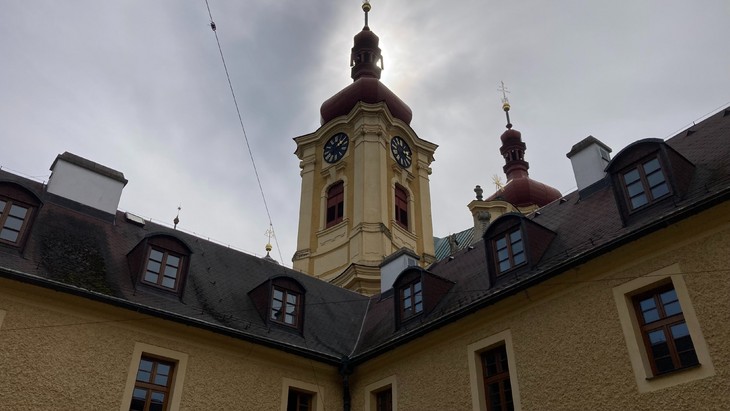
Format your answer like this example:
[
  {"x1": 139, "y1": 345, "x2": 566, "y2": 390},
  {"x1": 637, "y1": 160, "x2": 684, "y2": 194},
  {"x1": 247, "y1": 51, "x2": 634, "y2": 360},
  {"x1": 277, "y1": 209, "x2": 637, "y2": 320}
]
[
  {"x1": 606, "y1": 138, "x2": 695, "y2": 225},
  {"x1": 249, "y1": 276, "x2": 306, "y2": 332},
  {"x1": 0, "y1": 181, "x2": 42, "y2": 250},
  {"x1": 127, "y1": 234, "x2": 192, "y2": 295},
  {"x1": 483, "y1": 213, "x2": 556, "y2": 285},
  {"x1": 392, "y1": 267, "x2": 453, "y2": 328}
]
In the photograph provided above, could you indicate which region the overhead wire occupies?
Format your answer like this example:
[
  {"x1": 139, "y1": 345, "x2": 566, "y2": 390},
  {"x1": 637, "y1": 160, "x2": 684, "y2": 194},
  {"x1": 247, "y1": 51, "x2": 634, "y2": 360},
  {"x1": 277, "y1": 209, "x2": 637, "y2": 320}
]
[{"x1": 203, "y1": 0, "x2": 284, "y2": 264}]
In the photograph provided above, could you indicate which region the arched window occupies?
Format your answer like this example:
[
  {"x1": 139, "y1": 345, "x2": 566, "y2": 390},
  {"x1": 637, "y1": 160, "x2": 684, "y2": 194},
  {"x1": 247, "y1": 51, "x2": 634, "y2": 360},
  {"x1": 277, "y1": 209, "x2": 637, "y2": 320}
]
[
  {"x1": 326, "y1": 181, "x2": 344, "y2": 228},
  {"x1": 394, "y1": 185, "x2": 409, "y2": 230}
]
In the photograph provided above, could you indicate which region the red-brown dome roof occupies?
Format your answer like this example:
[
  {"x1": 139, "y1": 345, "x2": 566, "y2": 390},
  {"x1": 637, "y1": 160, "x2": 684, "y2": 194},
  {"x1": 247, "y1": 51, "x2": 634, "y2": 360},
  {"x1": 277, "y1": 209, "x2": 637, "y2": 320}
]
[
  {"x1": 320, "y1": 77, "x2": 413, "y2": 125},
  {"x1": 486, "y1": 177, "x2": 562, "y2": 207},
  {"x1": 487, "y1": 127, "x2": 562, "y2": 207}
]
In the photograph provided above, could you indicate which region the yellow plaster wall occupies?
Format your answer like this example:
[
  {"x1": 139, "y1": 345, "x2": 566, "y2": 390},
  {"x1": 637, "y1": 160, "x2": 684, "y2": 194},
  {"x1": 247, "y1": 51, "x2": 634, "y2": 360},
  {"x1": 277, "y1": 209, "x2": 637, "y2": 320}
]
[
  {"x1": 349, "y1": 205, "x2": 730, "y2": 410},
  {"x1": 0, "y1": 282, "x2": 341, "y2": 411}
]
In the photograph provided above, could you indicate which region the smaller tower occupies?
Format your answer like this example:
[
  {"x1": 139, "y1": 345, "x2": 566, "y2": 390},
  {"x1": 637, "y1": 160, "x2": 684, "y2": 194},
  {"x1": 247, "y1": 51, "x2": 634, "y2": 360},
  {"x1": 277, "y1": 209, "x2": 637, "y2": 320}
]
[{"x1": 468, "y1": 84, "x2": 561, "y2": 243}]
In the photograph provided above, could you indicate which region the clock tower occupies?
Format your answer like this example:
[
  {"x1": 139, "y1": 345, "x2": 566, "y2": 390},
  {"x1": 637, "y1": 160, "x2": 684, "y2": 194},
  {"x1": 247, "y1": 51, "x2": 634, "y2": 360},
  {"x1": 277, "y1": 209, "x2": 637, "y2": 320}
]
[{"x1": 292, "y1": 2, "x2": 437, "y2": 295}]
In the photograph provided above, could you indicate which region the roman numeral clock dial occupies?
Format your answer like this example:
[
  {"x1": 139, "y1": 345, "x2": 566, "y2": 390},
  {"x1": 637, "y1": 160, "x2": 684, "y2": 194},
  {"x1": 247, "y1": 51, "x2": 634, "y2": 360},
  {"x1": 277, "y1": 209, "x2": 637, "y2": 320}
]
[
  {"x1": 323, "y1": 132, "x2": 349, "y2": 163},
  {"x1": 390, "y1": 136, "x2": 412, "y2": 168}
]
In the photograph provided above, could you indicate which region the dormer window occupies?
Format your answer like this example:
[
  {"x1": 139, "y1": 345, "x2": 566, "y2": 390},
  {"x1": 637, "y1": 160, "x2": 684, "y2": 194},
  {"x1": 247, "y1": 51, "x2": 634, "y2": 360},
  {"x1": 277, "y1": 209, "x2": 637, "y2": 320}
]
[
  {"x1": 622, "y1": 157, "x2": 670, "y2": 210},
  {"x1": 326, "y1": 181, "x2": 344, "y2": 228},
  {"x1": 0, "y1": 199, "x2": 30, "y2": 244},
  {"x1": 249, "y1": 276, "x2": 306, "y2": 332},
  {"x1": 143, "y1": 248, "x2": 183, "y2": 290},
  {"x1": 271, "y1": 286, "x2": 301, "y2": 327},
  {"x1": 0, "y1": 182, "x2": 41, "y2": 248},
  {"x1": 128, "y1": 234, "x2": 191, "y2": 294},
  {"x1": 393, "y1": 268, "x2": 454, "y2": 328},
  {"x1": 484, "y1": 214, "x2": 556, "y2": 285},
  {"x1": 494, "y1": 229, "x2": 526, "y2": 274},
  {"x1": 400, "y1": 279, "x2": 423, "y2": 319},
  {"x1": 606, "y1": 139, "x2": 695, "y2": 225}
]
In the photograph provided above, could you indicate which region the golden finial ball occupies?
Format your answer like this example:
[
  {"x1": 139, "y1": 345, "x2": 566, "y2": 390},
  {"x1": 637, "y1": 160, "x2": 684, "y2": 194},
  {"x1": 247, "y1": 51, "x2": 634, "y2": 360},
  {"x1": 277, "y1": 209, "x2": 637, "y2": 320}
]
[
  {"x1": 502, "y1": 102, "x2": 511, "y2": 112},
  {"x1": 362, "y1": 0, "x2": 371, "y2": 13},
  {"x1": 266, "y1": 243, "x2": 273, "y2": 252}
]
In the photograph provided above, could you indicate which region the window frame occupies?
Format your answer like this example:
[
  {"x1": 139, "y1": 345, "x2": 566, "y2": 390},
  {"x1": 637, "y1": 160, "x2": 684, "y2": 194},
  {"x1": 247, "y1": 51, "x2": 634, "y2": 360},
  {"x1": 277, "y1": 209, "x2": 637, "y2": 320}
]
[
  {"x1": 130, "y1": 355, "x2": 176, "y2": 411},
  {"x1": 481, "y1": 344, "x2": 514, "y2": 411},
  {"x1": 280, "y1": 378, "x2": 324, "y2": 411},
  {"x1": 467, "y1": 330, "x2": 522, "y2": 411},
  {"x1": 492, "y1": 228, "x2": 527, "y2": 275},
  {"x1": 325, "y1": 181, "x2": 344, "y2": 228},
  {"x1": 121, "y1": 343, "x2": 188, "y2": 411},
  {"x1": 619, "y1": 156, "x2": 672, "y2": 212},
  {"x1": 141, "y1": 247, "x2": 185, "y2": 292},
  {"x1": 612, "y1": 264, "x2": 714, "y2": 392},
  {"x1": 0, "y1": 196, "x2": 34, "y2": 247},
  {"x1": 287, "y1": 388, "x2": 313, "y2": 411},
  {"x1": 270, "y1": 285, "x2": 303, "y2": 328},
  {"x1": 632, "y1": 284, "x2": 699, "y2": 376},
  {"x1": 394, "y1": 185, "x2": 409, "y2": 230},
  {"x1": 364, "y1": 375, "x2": 398, "y2": 411},
  {"x1": 399, "y1": 279, "x2": 423, "y2": 321}
]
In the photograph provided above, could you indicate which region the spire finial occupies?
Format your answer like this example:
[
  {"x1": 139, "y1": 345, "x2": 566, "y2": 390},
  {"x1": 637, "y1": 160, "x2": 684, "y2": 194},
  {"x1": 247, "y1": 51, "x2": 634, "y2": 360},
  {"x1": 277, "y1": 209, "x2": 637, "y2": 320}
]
[
  {"x1": 362, "y1": 0, "x2": 371, "y2": 27},
  {"x1": 173, "y1": 205, "x2": 181, "y2": 229},
  {"x1": 498, "y1": 81, "x2": 512, "y2": 129},
  {"x1": 264, "y1": 225, "x2": 275, "y2": 256}
]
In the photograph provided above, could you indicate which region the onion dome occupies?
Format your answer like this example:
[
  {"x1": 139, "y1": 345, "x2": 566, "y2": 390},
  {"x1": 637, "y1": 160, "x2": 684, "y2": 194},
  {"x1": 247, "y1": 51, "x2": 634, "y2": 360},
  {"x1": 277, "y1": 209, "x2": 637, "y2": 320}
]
[
  {"x1": 487, "y1": 87, "x2": 561, "y2": 207},
  {"x1": 319, "y1": 2, "x2": 413, "y2": 125}
]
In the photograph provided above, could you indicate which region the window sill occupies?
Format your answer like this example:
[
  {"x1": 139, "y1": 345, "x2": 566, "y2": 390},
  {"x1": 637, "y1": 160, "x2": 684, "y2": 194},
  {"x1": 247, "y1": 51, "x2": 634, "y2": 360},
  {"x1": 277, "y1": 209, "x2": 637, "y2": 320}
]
[{"x1": 645, "y1": 363, "x2": 702, "y2": 380}]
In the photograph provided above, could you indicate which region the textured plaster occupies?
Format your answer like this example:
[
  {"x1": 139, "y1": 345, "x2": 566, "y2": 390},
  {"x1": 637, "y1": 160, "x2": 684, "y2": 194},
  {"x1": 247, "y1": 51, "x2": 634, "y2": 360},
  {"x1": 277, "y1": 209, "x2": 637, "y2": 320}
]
[
  {"x1": 348, "y1": 212, "x2": 730, "y2": 410},
  {"x1": 0, "y1": 282, "x2": 341, "y2": 411}
]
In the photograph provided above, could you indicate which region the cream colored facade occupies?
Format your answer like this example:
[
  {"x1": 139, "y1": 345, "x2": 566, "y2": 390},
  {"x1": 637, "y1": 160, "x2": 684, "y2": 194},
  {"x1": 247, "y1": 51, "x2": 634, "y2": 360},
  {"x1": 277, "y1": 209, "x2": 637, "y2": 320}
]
[
  {"x1": 1, "y1": 198, "x2": 727, "y2": 410},
  {"x1": 293, "y1": 102, "x2": 437, "y2": 295},
  {"x1": 0, "y1": 278, "x2": 341, "y2": 411},
  {"x1": 348, "y1": 201, "x2": 730, "y2": 410}
]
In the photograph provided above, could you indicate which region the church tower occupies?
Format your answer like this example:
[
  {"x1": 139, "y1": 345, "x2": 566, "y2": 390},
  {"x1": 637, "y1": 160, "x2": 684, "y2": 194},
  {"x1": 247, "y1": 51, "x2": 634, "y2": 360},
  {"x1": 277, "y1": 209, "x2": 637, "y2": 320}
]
[{"x1": 292, "y1": 2, "x2": 437, "y2": 295}]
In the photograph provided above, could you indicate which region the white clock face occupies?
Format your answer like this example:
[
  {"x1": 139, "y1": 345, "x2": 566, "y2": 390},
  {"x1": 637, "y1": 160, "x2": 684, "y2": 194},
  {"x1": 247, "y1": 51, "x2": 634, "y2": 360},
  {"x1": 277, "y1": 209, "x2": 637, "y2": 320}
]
[
  {"x1": 323, "y1": 132, "x2": 349, "y2": 163},
  {"x1": 391, "y1": 136, "x2": 412, "y2": 168}
]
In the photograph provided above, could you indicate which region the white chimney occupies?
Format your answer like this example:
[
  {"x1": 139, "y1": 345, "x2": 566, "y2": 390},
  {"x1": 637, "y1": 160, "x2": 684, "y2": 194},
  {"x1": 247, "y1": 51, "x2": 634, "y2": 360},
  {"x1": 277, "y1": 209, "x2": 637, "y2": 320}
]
[
  {"x1": 47, "y1": 152, "x2": 127, "y2": 215},
  {"x1": 566, "y1": 136, "x2": 612, "y2": 192},
  {"x1": 379, "y1": 248, "x2": 420, "y2": 293}
]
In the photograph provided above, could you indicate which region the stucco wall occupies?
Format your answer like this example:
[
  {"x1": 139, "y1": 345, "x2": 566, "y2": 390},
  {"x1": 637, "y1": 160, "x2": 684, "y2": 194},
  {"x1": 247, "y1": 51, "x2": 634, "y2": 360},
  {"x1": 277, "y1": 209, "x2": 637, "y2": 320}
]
[
  {"x1": 0, "y1": 283, "x2": 341, "y2": 411},
  {"x1": 349, "y1": 206, "x2": 730, "y2": 410}
]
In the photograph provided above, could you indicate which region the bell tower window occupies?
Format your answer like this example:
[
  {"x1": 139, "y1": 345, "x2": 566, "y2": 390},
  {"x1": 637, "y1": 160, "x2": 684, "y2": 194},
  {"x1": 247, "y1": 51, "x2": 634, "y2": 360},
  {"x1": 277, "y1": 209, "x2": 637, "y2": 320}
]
[
  {"x1": 326, "y1": 181, "x2": 344, "y2": 228},
  {"x1": 395, "y1": 185, "x2": 409, "y2": 230}
]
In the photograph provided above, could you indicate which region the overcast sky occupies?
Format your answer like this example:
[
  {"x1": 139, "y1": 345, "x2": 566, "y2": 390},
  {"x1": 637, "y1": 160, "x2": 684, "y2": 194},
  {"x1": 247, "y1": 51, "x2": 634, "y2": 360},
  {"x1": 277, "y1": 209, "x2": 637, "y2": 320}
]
[{"x1": 1, "y1": 1, "x2": 729, "y2": 266}]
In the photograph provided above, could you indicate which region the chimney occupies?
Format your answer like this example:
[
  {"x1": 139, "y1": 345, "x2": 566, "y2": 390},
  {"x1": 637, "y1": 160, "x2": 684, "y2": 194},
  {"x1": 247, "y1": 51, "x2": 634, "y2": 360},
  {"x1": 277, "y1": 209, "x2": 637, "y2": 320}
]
[
  {"x1": 566, "y1": 136, "x2": 612, "y2": 193},
  {"x1": 379, "y1": 248, "x2": 419, "y2": 293},
  {"x1": 47, "y1": 152, "x2": 128, "y2": 215}
]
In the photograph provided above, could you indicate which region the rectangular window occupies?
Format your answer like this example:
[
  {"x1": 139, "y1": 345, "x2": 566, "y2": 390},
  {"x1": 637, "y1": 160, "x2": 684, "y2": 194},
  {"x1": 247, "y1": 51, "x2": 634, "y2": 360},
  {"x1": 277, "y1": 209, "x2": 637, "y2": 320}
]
[
  {"x1": 633, "y1": 284, "x2": 699, "y2": 375},
  {"x1": 494, "y1": 229, "x2": 526, "y2": 274},
  {"x1": 326, "y1": 182, "x2": 344, "y2": 228},
  {"x1": 481, "y1": 345, "x2": 514, "y2": 411},
  {"x1": 375, "y1": 388, "x2": 393, "y2": 411},
  {"x1": 394, "y1": 186, "x2": 409, "y2": 230},
  {"x1": 130, "y1": 356, "x2": 175, "y2": 411},
  {"x1": 0, "y1": 198, "x2": 30, "y2": 244},
  {"x1": 622, "y1": 157, "x2": 670, "y2": 210},
  {"x1": 400, "y1": 279, "x2": 423, "y2": 319},
  {"x1": 143, "y1": 248, "x2": 182, "y2": 290},
  {"x1": 287, "y1": 389, "x2": 313, "y2": 411},
  {"x1": 271, "y1": 286, "x2": 301, "y2": 327}
]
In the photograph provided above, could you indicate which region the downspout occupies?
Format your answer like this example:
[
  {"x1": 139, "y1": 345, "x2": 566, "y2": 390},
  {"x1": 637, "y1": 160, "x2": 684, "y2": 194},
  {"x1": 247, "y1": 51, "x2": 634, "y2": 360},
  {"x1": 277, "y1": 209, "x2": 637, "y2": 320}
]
[{"x1": 339, "y1": 356, "x2": 353, "y2": 411}]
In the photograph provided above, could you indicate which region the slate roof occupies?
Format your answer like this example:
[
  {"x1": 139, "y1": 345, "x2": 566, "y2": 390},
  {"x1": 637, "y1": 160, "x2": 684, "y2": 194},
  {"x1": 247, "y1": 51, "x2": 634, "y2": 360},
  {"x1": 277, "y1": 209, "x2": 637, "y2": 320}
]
[{"x1": 1, "y1": 106, "x2": 729, "y2": 366}]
